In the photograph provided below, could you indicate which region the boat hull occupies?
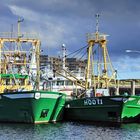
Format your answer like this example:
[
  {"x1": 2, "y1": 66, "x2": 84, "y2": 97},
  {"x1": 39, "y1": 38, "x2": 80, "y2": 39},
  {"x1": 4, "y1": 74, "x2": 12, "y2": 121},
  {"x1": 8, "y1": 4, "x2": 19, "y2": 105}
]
[
  {"x1": 64, "y1": 96, "x2": 140, "y2": 123},
  {"x1": 0, "y1": 91, "x2": 66, "y2": 124},
  {"x1": 122, "y1": 96, "x2": 140, "y2": 123}
]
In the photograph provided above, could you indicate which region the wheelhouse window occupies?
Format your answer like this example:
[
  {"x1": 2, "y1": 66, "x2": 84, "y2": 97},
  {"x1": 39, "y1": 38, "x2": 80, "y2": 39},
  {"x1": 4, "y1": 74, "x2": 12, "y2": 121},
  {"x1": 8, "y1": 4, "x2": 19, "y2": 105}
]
[
  {"x1": 65, "y1": 81, "x2": 73, "y2": 85},
  {"x1": 56, "y1": 81, "x2": 64, "y2": 86}
]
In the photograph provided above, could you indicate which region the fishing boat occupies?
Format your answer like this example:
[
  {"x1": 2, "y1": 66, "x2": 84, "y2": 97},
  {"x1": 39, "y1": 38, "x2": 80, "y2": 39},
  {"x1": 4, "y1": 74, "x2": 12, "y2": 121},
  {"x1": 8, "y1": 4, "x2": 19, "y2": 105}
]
[
  {"x1": 64, "y1": 14, "x2": 140, "y2": 123},
  {"x1": 39, "y1": 44, "x2": 85, "y2": 98},
  {"x1": 65, "y1": 95, "x2": 140, "y2": 123},
  {"x1": 0, "y1": 18, "x2": 66, "y2": 124}
]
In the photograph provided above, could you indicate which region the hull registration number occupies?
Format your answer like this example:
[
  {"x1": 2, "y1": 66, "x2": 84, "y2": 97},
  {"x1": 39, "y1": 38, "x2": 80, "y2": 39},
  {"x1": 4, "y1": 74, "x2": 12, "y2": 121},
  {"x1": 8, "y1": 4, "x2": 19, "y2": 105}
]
[{"x1": 84, "y1": 98, "x2": 103, "y2": 106}]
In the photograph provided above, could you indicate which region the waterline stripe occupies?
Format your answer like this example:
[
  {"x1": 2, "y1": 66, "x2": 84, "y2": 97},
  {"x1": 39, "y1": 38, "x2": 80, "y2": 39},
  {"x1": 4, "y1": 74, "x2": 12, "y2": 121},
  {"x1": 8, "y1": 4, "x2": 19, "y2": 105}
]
[
  {"x1": 66, "y1": 105, "x2": 120, "y2": 109},
  {"x1": 3, "y1": 93, "x2": 60, "y2": 99},
  {"x1": 110, "y1": 98, "x2": 123, "y2": 101},
  {"x1": 41, "y1": 94, "x2": 60, "y2": 99},
  {"x1": 3, "y1": 94, "x2": 34, "y2": 99},
  {"x1": 126, "y1": 105, "x2": 140, "y2": 108}
]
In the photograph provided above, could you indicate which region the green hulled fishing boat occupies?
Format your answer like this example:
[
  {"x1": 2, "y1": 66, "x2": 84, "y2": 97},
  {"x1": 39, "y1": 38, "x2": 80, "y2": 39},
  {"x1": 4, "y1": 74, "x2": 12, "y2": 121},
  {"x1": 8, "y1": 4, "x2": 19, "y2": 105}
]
[
  {"x1": 0, "y1": 19, "x2": 66, "y2": 124},
  {"x1": 65, "y1": 96, "x2": 140, "y2": 123},
  {"x1": 0, "y1": 91, "x2": 65, "y2": 124},
  {"x1": 64, "y1": 14, "x2": 140, "y2": 123}
]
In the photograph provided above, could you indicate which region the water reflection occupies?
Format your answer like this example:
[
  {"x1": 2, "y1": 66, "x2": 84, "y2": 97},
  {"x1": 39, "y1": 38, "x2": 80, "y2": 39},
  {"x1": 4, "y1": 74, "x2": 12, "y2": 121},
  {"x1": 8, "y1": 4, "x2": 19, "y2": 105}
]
[{"x1": 0, "y1": 122, "x2": 139, "y2": 140}]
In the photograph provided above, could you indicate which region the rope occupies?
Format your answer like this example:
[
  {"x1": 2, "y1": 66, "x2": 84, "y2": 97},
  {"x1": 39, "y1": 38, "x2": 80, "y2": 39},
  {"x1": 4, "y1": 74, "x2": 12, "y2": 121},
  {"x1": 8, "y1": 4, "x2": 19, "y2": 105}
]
[
  {"x1": 66, "y1": 45, "x2": 88, "y2": 58},
  {"x1": 79, "y1": 50, "x2": 87, "y2": 60}
]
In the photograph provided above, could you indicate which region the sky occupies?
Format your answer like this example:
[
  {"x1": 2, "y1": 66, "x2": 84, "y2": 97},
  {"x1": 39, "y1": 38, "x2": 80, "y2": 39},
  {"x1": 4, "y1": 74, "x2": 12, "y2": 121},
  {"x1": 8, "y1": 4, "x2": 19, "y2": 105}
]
[{"x1": 0, "y1": 0, "x2": 140, "y2": 79}]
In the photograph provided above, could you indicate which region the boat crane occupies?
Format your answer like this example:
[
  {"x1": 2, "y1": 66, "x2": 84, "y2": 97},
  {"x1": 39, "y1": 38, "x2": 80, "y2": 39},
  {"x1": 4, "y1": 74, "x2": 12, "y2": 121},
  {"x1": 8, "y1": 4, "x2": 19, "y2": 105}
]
[
  {"x1": 54, "y1": 14, "x2": 117, "y2": 97},
  {"x1": 86, "y1": 14, "x2": 117, "y2": 94},
  {"x1": 0, "y1": 18, "x2": 41, "y2": 92},
  {"x1": 54, "y1": 44, "x2": 86, "y2": 89}
]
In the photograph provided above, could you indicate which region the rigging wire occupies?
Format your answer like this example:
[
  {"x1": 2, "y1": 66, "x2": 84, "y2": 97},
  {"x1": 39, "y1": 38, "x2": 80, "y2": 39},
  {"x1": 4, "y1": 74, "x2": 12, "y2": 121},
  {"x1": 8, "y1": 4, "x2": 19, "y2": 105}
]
[
  {"x1": 71, "y1": 47, "x2": 86, "y2": 58},
  {"x1": 66, "y1": 45, "x2": 88, "y2": 58},
  {"x1": 78, "y1": 50, "x2": 87, "y2": 60}
]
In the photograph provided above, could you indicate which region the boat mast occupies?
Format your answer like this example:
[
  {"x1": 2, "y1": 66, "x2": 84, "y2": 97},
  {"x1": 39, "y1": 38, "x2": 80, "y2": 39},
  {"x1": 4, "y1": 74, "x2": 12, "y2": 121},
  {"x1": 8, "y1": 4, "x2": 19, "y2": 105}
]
[
  {"x1": 17, "y1": 18, "x2": 24, "y2": 52},
  {"x1": 35, "y1": 40, "x2": 41, "y2": 91},
  {"x1": 86, "y1": 14, "x2": 113, "y2": 91},
  {"x1": 18, "y1": 18, "x2": 21, "y2": 38},
  {"x1": 85, "y1": 14, "x2": 101, "y2": 90},
  {"x1": 0, "y1": 19, "x2": 41, "y2": 92},
  {"x1": 62, "y1": 44, "x2": 66, "y2": 75},
  {"x1": 0, "y1": 41, "x2": 3, "y2": 75},
  {"x1": 17, "y1": 17, "x2": 41, "y2": 90}
]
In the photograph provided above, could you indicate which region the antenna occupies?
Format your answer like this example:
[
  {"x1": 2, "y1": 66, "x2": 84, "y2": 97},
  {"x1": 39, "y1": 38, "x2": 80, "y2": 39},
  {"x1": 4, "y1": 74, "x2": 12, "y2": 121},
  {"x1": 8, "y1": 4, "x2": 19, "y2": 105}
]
[
  {"x1": 62, "y1": 44, "x2": 66, "y2": 71},
  {"x1": 17, "y1": 17, "x2": 24, "y2": 38},
  {"x1": 95, "y1": 13, "x2": 100, "y2": 33},
  {"x1": 16, "y1": 17, "x2": 24, "y2": 52},
  {"x1": 10, "y1": 24, "x2": 13, "y2": 50}
]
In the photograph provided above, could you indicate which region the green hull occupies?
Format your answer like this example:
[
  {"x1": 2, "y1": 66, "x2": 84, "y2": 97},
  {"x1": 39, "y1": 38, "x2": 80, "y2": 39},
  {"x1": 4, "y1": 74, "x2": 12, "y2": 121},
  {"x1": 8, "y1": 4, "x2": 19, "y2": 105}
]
[
  {"x1": 64, "y1": 96, "x2": 140, "y2": 123},
  {"x1": 122, "y1": 96, "x2": 140, "y2": 122},
  {"x1": 0, "y1": 91, "x2": 66, "y2": 124}
]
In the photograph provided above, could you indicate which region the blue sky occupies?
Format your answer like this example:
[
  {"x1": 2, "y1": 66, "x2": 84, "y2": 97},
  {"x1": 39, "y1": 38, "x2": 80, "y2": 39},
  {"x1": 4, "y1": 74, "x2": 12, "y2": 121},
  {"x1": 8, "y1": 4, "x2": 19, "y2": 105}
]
[{"x1": 1, "y1": 0, "x2": 140, "y2": 79}]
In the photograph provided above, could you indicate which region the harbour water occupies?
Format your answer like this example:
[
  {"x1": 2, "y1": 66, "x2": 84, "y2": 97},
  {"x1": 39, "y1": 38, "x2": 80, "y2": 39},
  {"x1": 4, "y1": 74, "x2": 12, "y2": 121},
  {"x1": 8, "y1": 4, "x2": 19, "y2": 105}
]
[{"x1": 0, "y1": 122, "x2": 140, "y2": 140}]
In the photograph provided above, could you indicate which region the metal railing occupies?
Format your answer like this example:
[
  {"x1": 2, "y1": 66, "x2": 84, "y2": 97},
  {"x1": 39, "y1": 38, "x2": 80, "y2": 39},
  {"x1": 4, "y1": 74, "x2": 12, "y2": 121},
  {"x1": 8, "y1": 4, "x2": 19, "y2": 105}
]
[
  {"x1": 87, "y1": 33, "x2": 109, "y2": 41},
  {"x1": 0, "y1": 32, "x2": 39, "y2": 39}
]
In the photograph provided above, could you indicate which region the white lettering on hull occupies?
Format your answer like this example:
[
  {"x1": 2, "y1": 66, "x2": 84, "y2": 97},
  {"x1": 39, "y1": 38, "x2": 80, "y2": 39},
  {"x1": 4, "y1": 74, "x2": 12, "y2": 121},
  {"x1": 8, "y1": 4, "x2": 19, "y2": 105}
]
[{"x1": 84, "y1": 98, "x2": 103, "y2": 106}]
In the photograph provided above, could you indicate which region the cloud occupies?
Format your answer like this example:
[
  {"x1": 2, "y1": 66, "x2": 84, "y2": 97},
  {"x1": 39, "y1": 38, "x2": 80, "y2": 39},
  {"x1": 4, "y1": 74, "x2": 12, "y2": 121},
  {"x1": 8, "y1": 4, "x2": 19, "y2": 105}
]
[
  {"x1": 117, "y1": 57, "x2": 140, "y2": 72},
  {"x1": 9, "y1": 5, "x2": 40, "y2": 22},
  {"x1": 1, "y1": 2, "x2": 140, "y2": 62},
  {"x1": 0, "y1": 0, "x2": 140, "y2": 79},
  {"x1": 8, "y1": 4, "x2": 80, "y2": 52}
]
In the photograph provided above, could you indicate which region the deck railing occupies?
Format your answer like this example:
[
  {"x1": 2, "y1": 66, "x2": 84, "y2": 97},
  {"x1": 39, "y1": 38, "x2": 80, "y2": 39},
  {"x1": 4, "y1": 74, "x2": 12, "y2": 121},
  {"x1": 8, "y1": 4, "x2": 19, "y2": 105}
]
[{"x1": 0, "y1": 32, "x2": 39, "y2": 39}]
